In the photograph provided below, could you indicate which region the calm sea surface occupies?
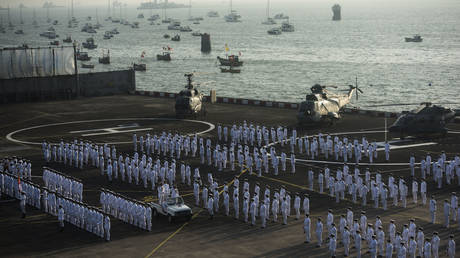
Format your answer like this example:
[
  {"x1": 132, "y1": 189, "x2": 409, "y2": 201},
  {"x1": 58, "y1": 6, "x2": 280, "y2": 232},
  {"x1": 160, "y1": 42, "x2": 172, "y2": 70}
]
[{"x1": 1, "y1": 1, "x2": 460, "y2": 111}]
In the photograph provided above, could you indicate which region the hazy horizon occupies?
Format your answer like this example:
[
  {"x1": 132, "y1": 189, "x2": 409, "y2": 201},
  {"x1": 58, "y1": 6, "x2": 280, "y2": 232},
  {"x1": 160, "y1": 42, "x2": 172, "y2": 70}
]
[{"x1": 1, "y1": 0, "x2": 458, "y2": 9}]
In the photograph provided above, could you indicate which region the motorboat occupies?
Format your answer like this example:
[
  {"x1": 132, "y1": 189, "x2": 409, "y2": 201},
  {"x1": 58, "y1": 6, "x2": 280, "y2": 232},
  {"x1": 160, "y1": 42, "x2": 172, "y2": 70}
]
[
  {"x1": 40, "y1": 30, "x2": 58, "y2": 39},
  {"x1": 281, "y1": 21, "x2": 294, "y2": 32},
  {"x1": 14, "y1": 29, "x2": 24, "y2": 34},
  {"x1": 164, "y1": 34, "x2": 170, "y2": 38},
  {"x1": 207, "y1": 11, "x2": 219, "y2": 17},
  {"x1": 180, "y1": 26, "x2": 192, "y2": 32},
  {"x1": 405, "y1": 35, "x2": 423, "y2": 42},
  {"x1": 81, "y1": 63, "x2": 94, "y2": 69},
  {"x1": 148, "y1": 14, "x2": 160, "y2": 21},
  {"x1": 76, "y1": 51, "x2": 91, "y2": 61},
  {"x1": 99, "y1": 50, "x2": 110, "y2": 64},
  {"x1": 267, "y1": 27, "x2": 282, "y2": 35},
  {"x1": 262, "y1": 18, "x2": 276, "y2": 25},
  {"x1": 137, "y1": 13, "x2": 144, "y2": 19},
  {"x1": 224, "y1": 11, "x2": 241, "y2": 22},
  {"x1": 103, "y1": 31, "x2": 113, "y2": 39},
  {"x1": 157, "y1": 52, "x2": 171, "y2": 61},
  {"x1": 133, "y1": 63, "x2": 146, "y2": 71},
  {"x1": 63, "y1": 35, "x2": 72, "y2": 43},
  {"x1": 171, "y1": 34, "x2": 180, "y2": 41},
  {"x1": 162, "y1": 18, "x2": 172, "y2": 23},
  {"x1": 191, "y1": 31, "x2": 202, "y2": 36},
  {"x1": 274, "y1": 13, "x2": 289, "y2": 19},
  {"x1": 168, "y1": 21, "x2": 181, "y2": 30},
  {"x1": 50, "y1": 40, "x2": 59, "y2": 46},
  {"x1": 82, "y1": 37, "x2": 97, "y2": 49},
  {"x1": 131, "y1": 22, "x2": 140, "y2": 28}
]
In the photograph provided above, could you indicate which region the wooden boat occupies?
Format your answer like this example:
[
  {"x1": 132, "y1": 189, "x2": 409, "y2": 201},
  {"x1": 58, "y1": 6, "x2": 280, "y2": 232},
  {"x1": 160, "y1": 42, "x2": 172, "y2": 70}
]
[{"x1": 217, "y1": 55, "x2": 243, "y2": 67}]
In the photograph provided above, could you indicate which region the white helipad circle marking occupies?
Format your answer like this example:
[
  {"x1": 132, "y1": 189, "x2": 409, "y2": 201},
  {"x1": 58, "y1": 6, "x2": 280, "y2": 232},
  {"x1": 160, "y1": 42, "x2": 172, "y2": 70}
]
[{"x1": 6, "y1": 118, "x2": 215, "y2": 146}]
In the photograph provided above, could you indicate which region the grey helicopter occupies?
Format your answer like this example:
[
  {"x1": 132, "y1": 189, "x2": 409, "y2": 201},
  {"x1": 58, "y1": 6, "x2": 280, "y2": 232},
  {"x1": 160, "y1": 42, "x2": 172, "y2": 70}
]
[
  {"x1": 297, "y1": 79, "x2": 363, "y2": 124},
  {"x1": 175, "y1": 73, "x2": 206, "y2": 118},
  {"x1": 387, "y1": 102, "x2": 457, "y2": 138}
]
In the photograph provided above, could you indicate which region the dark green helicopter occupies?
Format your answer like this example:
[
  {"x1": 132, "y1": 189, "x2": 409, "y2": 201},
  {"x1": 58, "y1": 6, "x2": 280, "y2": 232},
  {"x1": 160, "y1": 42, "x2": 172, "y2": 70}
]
[{"x1": 388, "y1": 102, "x2": 457, "y2": 138}]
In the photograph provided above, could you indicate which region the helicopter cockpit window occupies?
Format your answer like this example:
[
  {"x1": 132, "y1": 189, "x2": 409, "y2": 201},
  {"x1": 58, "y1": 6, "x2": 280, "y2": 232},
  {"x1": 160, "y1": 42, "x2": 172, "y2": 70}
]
[{"x1": 194, "y1": 89, "x2": 198, "y2": 96}]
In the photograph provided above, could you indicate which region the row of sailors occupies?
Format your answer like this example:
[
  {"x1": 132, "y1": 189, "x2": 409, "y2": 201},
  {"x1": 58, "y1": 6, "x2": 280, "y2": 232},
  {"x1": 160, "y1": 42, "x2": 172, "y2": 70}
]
[
  {"x1": 215, "y1": 122, "x2": 390, "y2": 163},
  {"x1": 301, "y1": 165, "x2": 416, "y2": 210},
  {"x1": 1, "y1": 172, "x2": 41, "y2": 214},
  {"x1": 0, "y1": 171, "x2": 111, "y2": 241},
  {"x1": 57, "y1": 196, "x2": 111, "y2": 241},
  {"x1": 0, "y1": 157, "x2": 32, "y2": 181},
  {"x1": 43, "y1": 168, "x2": 83, "y2": 202},
  {"x1": 304, "y1": 210, "x2": 455, "y2": 258},
  {"x1": 42, "y1": 140, "x2": 117, "y2": 170},
  {"x1": 197, "y1": 174, "x2": 460, "y2": 232},
  {"x1": 133, "y1": 132, "x2": 202, "y2": 158},
  {"x1": 45, "y1": 139, "x2": 195, "y2": 191},
  {"x1": 409, "y1": 153, "x2": 460, "y2": 187},
  {"x1": 195, "y1": 179, "x2": 311, "y2": 226},
  {"x1": 98, "y1": 154, "x2": 193, "y2": 190},
  {"x1": 131, "y1": 123, "x2": 291, "y2": 155},
  {"x1": 100, "y1": 189, "x2": 152, "y2": 231}
]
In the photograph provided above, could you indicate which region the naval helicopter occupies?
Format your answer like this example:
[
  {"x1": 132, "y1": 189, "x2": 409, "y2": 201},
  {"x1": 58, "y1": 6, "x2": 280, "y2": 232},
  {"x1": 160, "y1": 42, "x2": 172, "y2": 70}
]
[
  {"x1": 297, "y1": 79, "x2": 363, "y2": 124},
  {"x1": 175, "y1": 73, "x2": 206, "y2": 118},
  {"x1": 387, "y1": 102, "x2": 457, "y2": 138}
]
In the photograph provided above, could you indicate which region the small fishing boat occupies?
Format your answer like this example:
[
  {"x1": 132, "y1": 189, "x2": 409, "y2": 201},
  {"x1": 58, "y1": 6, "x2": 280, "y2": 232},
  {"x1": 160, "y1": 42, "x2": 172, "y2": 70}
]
[
  {"x1": 405, "y1": 35, "x2": 423, "y2": 42},
  {"x1": 171, "y1": 34, "x2": 180, "y2": 41},
  {"x1": 217, "y1": 55, "x2": 243, "y2": 67},
  {"x1": 133, "y1": 63, "x2": 146, "y2": 71}
]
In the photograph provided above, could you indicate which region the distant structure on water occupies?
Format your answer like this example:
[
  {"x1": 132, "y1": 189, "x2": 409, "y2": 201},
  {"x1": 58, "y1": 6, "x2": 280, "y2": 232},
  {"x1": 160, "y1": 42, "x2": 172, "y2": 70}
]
[
  {"x1": 43, "y1": 2, "x2": 63, "y2": 8},
  {"x1": 332, "y1": 4, "x2": 341, "y2": 21},
  {"x1": 137, "y1": 0, "x2": 189, "y2": 10}
]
